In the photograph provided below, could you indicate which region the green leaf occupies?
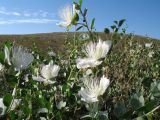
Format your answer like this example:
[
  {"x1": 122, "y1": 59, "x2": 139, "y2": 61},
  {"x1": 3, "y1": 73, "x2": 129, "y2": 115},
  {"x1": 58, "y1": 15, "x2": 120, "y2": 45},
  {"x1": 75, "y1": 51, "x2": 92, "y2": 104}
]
[
  {"x1": 79, "y1": 0, "x2": 83, "y2": 7},
  {"x1": 146, "y1": 112, "x2": 152, "y2": 120},
  {"x1": 76, "y1": 26, "x2": 83, "y2": 31},
  {"x1": 4, "y1": 41, "x2": 12, "y2": 48},
  {"x1": 0, "y1": 51, "x2": 4, "y2": 63},
  {"x1": 8, "y1": 110, "x2": 16, "y2": 120},
  {"x1": 114, "y1": 20, "x2": 118, "y2": 25},
  {"x1": 3, "y1": 93, "x2": 13, "y2": 107},
  {"x1": 5, "y1": 74, "x2": 18, "y2": 87},
  {"x1": 22, "y1": 106, "x2": 31, "y2": 116},
  {"x1": 120, "y1": 109, "x2": 133, "y2": 119},
  {"x1": 150, "y1": 80, "x2": 160, "y2": 97},
  {"x1": 130, "y1": 93, "x2": 145, "y2": 110},
  {"x1": 115, "y1": 28, "x2": 119, "y2": 32},
  {"x1": 144, "y1": 100, "x2": 157, "y2": 112},
  {"x1": 111, "y1": 25, "x2": 116, "y2": 30},
  {"x1": 118, "y1": 19, "x2": 126, "y2": 27},
  {"x1": 104, "y1": 28, "x2": 110, "y2": 34},
  {"x1": 114, "y1": 101, "x2": 126, "y2": 118},
  {"x1": 91, "y1": 18, "x2": 95, "y2": 29},
  {"x1": 142, "y1": 77, "x2": 153, "y2": 88},
  {"x1": 83, "y1": 8, "x2": 87, "y2": 16}
]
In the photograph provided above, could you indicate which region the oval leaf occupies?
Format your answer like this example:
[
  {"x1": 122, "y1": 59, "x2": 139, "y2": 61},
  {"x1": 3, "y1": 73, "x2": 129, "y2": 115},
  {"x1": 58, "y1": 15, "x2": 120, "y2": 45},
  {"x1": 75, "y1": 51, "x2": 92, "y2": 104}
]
[
  {"x1": 3, "y1": 93, "x2": 13, "y2": 107},
  {"x1": 90, "y1": 18, "x2": 95, "y2": 30}
]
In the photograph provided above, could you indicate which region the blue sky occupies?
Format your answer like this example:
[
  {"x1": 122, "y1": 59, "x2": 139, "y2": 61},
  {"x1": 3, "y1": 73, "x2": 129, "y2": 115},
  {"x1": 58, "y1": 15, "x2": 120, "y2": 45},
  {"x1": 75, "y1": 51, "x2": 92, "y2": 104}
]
[{"x1": 0, "y1": 0, "x2": 159, "y2": 39}]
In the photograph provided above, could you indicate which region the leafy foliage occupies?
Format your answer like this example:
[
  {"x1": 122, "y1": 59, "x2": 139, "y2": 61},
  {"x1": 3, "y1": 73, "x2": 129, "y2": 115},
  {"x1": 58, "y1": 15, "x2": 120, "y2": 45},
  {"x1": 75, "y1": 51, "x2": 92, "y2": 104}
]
[{"x1": 0, "y1": 0, "x2": 160, "y2": 120}]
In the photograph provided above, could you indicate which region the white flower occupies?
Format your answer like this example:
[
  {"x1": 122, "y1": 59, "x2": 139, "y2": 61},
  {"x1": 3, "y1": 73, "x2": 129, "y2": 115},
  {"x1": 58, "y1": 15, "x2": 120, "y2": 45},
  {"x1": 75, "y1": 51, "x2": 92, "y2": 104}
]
[
  {"x1": 79, "y1": 76, "x2": 110, "y2": 103},
  {"x1": 48, "y1": 51, "x2": 56, "y2": 57},
  {"x1": 4, "y1": 46, "x2": 34, "y2": 71},
  {"x1": 41, "y1": 63, "x2": 60, "y2": 79},
  {"x1": 148, "y1": 51, "x2": 154, "y2": 58},
  {"x1": 76, "y1": 58, "x2": 102, "y2": 69},
  {"x1": 32, "y1": 63, "x2": 60, "y2": 84},
  {"x1": 56, "y1": 4, "x2": 74, "y2": 27},
  {"x1": 145, "y1": 43, "x2": 152, "y2": 48},
  {"x1": 85, "y1": 39, "x2": 111, "y2": 60},
  {"x1": 0, "y1": 98, "x2": 21, "y2": 115},
  {"x1": 11, "y1": 47, "x2": 34, "y2": 71},
  {"x1": 76, "y1": 39, "x2": 111, "y2": 69},
  {"x1": 56, "y1": 100, "x2": 66, "y2": 110},
  {"x1": 38, "y1": 108, "x2": 48, "y2": 114},
  {"x1": 4, "y1": 45, "x2": 11, "y2": 65}
]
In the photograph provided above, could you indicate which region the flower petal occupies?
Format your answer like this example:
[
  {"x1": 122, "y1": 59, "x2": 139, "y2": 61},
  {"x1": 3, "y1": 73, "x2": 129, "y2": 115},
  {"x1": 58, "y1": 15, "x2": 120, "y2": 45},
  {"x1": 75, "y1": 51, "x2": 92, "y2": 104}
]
[
  {"x1": 99, "y1": 76, "x2": 110, "y2": 95},
  {"x1": 76, "y1": 58, "x2": 102, "y2": 69}
]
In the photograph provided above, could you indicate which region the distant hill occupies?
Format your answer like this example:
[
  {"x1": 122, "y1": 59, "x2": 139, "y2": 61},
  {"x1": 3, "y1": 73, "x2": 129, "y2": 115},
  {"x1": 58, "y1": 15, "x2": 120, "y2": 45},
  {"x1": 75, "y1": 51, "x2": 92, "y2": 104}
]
[{"x1": 0, "y1": 32, "x2": 159, "y2": 53}]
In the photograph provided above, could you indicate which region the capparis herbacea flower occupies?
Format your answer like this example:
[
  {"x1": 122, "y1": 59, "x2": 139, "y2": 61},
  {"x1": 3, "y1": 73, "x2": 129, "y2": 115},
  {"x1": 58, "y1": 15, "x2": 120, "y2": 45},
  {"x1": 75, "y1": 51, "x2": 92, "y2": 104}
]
[
  {"x1": 145, "y1": 43, "x2": 152, "y2": 48},
  {"x1": 76, "y1": 39, "x2": 111, "y2": 69},
  {"x1": 32, "y1": 63, "x2": 60, "y2": 84},
  {"x1": 57, "y1": 4, "x2": 75, "y2": 28},
  {"x1": 4, "y1": 46, "x2": 34, "y2": 71},
  {"x1": 85, "y1": 39, "x2": 111, "y2": 60},
  {"x1": 4, "y1": 45, "x2": 11, "y2": 65},
  {"x1": 76, "y1": 58, "x2": 102, "y2": 69},
  {"x1": 79, "y1": 76, "x2": 110, "y2": 103}
]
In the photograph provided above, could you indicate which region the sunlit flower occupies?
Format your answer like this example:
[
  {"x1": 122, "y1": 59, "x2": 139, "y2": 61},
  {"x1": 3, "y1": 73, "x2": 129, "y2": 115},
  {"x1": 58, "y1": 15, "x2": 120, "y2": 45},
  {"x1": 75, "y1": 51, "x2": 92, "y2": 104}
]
[
  {"x1": 79, "y1": 76, "x2": 110, "y2": 103},
  {"x1": 148, "y1": 51, "x2": 154, "y2": 58},
  {"x1": 11, "y1": 47, "x2": 34, "y2": 71},
  {"x1": 56, "y1": 100, "x2": 66, "y2": 110},
  {"x1": 32, "y1": 63, "x2": 60, "y2": 84},
  {"x1": 76, "y1": 58, "x2": 102, "y2": 69},
  {"x1": 48, "y1": 51, "x2": 56, "y2": 57},
  {"x1": 57, "y1": 4, "x2": 75, "y2": 27},
  {"x1": 4, "y1": 46, "x2": 34, "y2": 71},
  {"x1": 76, "y1": 39, "x2": 111, "y2": 69},
  {"x1": 145, "y1": 43, "x2": 152, "y2": 48},
  {"x1": 4, "y1": 45, "x2": 11, "y2": 65},
  {"x1": 85, "y1": 39, "x2": 112, "y2": 60}
]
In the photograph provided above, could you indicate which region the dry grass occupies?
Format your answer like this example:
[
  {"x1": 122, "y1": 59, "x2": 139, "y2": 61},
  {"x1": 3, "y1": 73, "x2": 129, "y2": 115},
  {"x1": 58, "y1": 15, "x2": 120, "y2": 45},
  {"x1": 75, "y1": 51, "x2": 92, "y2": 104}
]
[{"x1": 0, "y1": 32, "x2": 159, "y2": 53}]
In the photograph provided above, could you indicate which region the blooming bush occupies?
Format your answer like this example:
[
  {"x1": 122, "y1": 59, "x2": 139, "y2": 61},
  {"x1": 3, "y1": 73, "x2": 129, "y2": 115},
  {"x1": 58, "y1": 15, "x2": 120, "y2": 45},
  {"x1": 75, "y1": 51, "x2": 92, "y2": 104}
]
[{"x1": 0, "y1": 0, "x2": 160, "y2": 120}]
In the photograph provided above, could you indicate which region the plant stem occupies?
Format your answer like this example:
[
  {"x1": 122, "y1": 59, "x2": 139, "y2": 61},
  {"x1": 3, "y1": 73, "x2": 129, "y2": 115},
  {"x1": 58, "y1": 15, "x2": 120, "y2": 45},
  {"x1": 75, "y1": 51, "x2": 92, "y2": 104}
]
[{"x1": 79, "y1": 9, "x2": 93, "y2": 40}]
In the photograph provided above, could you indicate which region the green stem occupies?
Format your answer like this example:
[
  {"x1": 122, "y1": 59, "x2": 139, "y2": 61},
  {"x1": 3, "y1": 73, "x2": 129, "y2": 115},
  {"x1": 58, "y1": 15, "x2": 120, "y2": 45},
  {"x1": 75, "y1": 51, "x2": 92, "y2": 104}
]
[
  {"x1": 135, "y1": 105, "x2": 160, "y2": 119},
  {"x1": 67, "y1": 67, "x2": 75, "y2": 81},
  {"x1": 6, "y1": 85, "x2": 18, "y2": 113},
  {"x1": 79, "y1": 8, "x2": 93, "y2": 40}
]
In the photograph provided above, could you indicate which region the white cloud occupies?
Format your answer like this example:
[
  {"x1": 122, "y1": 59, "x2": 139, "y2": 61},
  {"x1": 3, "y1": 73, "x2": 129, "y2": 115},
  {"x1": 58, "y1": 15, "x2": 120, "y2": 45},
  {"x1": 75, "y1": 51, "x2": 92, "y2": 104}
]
[
  {"x1": 0, "y1": 6, "x2": 57, "y2": 25},
  {"x1": 0, "y1": 6, "x2": 53, "y2": 18},
  {"x1": 24, "y1": 13, "x2": 31, "y2": 17},
  {"x1": 0, "y1": 6, "x2": 21, "y2": 16},
  {"x1": 12, "y1": 12, "x2": 21, "y2": 16},
  {"x1": 0, "y1": 19, "x2": 58, "y2": 24}
]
